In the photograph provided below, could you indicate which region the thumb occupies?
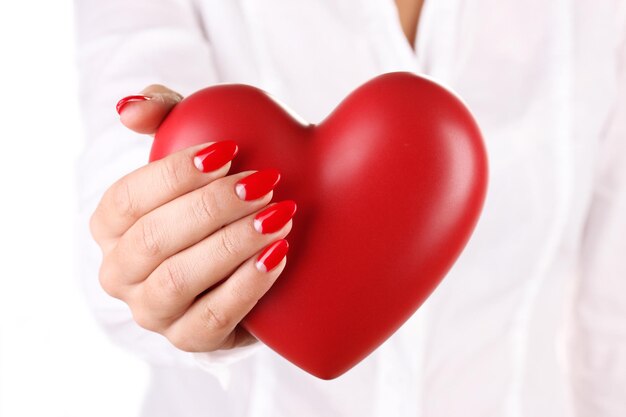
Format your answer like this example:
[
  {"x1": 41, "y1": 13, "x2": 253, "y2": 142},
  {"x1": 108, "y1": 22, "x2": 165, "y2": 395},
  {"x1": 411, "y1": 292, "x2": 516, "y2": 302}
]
[{"x1": 115, "y1": 84, "x2": 184, "y2": 135}]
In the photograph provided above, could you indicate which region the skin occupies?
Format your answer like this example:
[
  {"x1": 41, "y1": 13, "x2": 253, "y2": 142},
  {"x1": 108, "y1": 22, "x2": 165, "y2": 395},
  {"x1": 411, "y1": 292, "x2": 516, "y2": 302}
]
[
  {"x1": 92, "y1": 2, "x2": 425, "y2": 353},
  {"x1": 91, "y1": 84, "x2": 293, "y2": 352},
  {"x1": 395, "y1": 0, "x2": 425, "y2": 50}
]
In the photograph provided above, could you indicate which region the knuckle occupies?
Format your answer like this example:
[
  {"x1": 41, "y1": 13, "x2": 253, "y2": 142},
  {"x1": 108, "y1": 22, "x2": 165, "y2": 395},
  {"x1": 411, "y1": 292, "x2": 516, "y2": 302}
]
[
  {"x1": 154, "y1": 259, "x2": 188, "y2": 300},
  {"x1": 192, "y1": 185, "x2": 220, "y2": 224},
  {"x1": 201, "y1": 301, "x2": 232, "y2": 334},
  {"x1": 158, "y1": 156, "x2": 185, "y2": 194},
  {"x1": 108, "y1": 177, "x2": 137, "y2": 220},
  {"x1": 98, "y1": 258, "x2": 121, "y2": 298},
  {"x1": 131, "y1": 309, "x2": 162, "y2": 333},
  {"x1": 134, "y1": 218, "x2": 164, "y2": 258},
  {"x1": 215, "y1": 226, "x2": 241, "y2": 260}
]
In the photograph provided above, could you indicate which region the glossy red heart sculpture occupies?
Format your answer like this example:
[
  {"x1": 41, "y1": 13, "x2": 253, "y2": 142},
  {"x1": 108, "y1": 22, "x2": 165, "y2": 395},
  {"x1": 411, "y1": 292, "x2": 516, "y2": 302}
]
[{"x1": 151, "y1": 72, "x2": 488, "y2": 379}]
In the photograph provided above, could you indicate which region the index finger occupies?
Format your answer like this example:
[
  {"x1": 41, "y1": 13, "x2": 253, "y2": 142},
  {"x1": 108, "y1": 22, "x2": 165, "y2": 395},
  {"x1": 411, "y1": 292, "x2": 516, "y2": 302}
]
[{"x1": 90, "y1": 140, "x2": 239, "y2": 244}]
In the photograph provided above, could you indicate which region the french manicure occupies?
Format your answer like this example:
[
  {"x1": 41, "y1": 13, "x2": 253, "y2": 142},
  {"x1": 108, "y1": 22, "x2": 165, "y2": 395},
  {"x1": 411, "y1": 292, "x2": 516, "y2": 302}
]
[
  {"x1": 116, "y1": 95, "x2": 150, "y2": 114},
  {"x1": 255, "y1": 239, "x2": 289, "y2": 273},
  {"x1": 235, "y1": 169, "x2": 281, "y2": 201},
  {"x1": 193, "y1": 140, "x2": 239, "y2": 173},
  {"x1": 253, "y1": 200, "x2": 297, "y2": 234}
]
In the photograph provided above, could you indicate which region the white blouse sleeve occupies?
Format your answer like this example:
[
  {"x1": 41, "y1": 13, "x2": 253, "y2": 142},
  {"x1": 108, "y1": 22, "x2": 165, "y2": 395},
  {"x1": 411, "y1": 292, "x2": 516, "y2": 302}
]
[
  {"x1": 568, "y1": 6, "x2": 626, "y2": 415},
  {"x1": 73, "y1": 0, "x2": 260, "y2": 385}
]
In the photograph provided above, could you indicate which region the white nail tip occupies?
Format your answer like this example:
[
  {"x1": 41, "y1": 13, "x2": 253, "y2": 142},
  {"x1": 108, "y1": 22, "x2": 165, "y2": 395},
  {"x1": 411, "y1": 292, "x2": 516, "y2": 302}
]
[
  {"x1": 235, "y1": 184, "x2": 247, "y2": 200},
  {"x1": 256, "y1": 261, "x2": 267, "y2": 273},
  {"x1": 193, "y1": 156, "x2": 204, "y2": 171},
  {"x1": 253, "y1": 219, "x2": 263, "y2": 234}
]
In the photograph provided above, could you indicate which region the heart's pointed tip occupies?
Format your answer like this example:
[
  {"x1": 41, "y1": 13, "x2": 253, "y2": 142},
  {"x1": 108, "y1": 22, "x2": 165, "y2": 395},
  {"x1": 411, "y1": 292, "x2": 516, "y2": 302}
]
[{"x1": 308, "y1": 368, "x2": 346, "y2": 381}]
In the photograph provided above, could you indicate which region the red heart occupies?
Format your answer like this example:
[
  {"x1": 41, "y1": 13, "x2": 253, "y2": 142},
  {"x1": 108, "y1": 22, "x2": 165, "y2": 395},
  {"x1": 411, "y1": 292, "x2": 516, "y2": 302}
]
[{"x1": 151, "y1": 72, "x2": 488, "y2": 379}]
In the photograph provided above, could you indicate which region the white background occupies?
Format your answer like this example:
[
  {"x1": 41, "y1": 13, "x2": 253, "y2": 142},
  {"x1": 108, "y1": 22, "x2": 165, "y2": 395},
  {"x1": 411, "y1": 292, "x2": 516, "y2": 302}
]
[{"x1": 0, "y1": 1, "x2": 149, "y2": 416}]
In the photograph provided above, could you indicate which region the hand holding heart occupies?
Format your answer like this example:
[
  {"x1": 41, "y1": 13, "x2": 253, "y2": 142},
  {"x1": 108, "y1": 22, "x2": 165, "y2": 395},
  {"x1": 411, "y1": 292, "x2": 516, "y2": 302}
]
[{"x1": 90, "y1": 84, "x2": 295, "y2": 353}]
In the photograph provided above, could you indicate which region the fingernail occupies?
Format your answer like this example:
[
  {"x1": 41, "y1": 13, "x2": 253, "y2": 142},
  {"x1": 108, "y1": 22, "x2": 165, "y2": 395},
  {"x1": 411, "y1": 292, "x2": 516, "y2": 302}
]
[
  {"x1": 253, "y1": 200, "x2": 297, "y2": 234},
  {"x1": 256, "y1": 239, "x2": 289, "y2": 273},
  {"x1": 235, "y1": 169, "x2": 281, "y2": 201},
  {"x1": 193, "y1": 140, "x2": 239, "y2": 173},
  {"x1": 116, "y1": 95, "x2": 150, "y2": 114}
]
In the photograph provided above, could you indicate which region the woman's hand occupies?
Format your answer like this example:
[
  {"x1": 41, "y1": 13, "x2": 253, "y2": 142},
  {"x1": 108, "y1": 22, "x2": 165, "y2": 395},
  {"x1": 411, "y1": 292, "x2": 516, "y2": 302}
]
[{"x1": 90, "y1": 85, "x2": 295, "y2": 352}]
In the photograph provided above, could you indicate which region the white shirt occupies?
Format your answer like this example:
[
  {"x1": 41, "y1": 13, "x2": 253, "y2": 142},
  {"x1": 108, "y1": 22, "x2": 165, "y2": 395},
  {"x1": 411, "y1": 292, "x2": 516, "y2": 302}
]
[{"x1": 73, "y1": 0, "x2": 626, "y2": 416}]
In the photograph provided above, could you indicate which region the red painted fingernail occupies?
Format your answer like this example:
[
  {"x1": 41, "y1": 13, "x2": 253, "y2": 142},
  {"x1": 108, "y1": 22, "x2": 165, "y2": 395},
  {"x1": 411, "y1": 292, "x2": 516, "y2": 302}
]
[
  {"x1": 256, "y1": 239, "x2": 289, "y2": 273},
  {"x1": 253, "y1": 200, "x2": 297, "y2": 234},
  {"x1": 193, "y1": 140, "x2": 239, "y2": 173},
  {"x1": 235, "y1": 169, "x2": 281, "y2": 201},
  {"x1": 116, "y1": 95, "x2": 150, "y2": 114}
]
